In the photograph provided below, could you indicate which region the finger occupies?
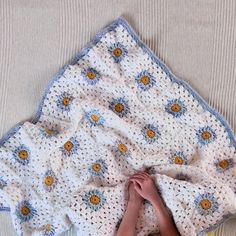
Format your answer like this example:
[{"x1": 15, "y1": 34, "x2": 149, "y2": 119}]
[
  {"x1": 136, "y1": 173, "x2": 151, "y2": 181},
  {"x1": 130, "y1": 178, "x2": 144, "y2": 187},
  {"x1": 129, "y1": 174, "x2": 146, "y2": 181},
  {"x1": 127, "y1": 180, "x2": 132, "y2": 188},
  {"x1": 134, "y1": 171, "x2": 147, "y2": 175},
  {"x1": 136, "y1": 170, "x2": 150, "y2": 176},
  {"x1": 127, "y1": 178, "x2": 133, "y2": 183},
  {"x1": 131, "y1": 173, "x2": 148, "y2": 179},
  {"x1": 131, "y1": 178, "x2": 144, "y2": 186},
  {"x1": 138, "y1": 172, "x2": 150, "y2": 179},
  {"x1": 139, "y1": 171, "x2": 154, "y2": 180},
  {"x1": 139, "y1": 170, "x2": 150, "y2": 177},
  {"x1": 133, "y1": 182, "x2": 143, "y2": 196},
  {"x1": 142, "y1": 171, "x2": 151, "y2": 178},
  {"x1": 130, "y1": 176, "x2": 146, "y2": 183},
  {"x1": 129, "y1": 176, "x2": 145, "y2": 182},
  {"x1": 131, "y1": 172, "x2": 146, "y2": 177}
]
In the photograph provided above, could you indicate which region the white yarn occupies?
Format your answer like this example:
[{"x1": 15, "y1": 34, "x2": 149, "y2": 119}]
[{"x1": 0, "y1": 17, "x2": 236, "y2": 236}]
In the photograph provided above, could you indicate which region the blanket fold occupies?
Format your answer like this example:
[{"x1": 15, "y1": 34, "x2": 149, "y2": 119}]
[{"x1": 0, "y1": 16, "x2": 236, "y2": 236}]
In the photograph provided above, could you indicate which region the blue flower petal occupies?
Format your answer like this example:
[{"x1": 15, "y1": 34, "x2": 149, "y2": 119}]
[
  {"x1": 108, "y1": 42, "x2": 128, "y2": 63},
  {"x1": 43, "y1": 224, "x2": 55, "y2": 236},
  {"x1": 215, "y1": 158, "x2": 235, "y2": 173},
  {"x1": 141, "y1": 124, "x2": 161, "y2": 144},
  {"x1": 60, "y1": 136, "x2": 80, "y2": 157},
  {"x1": 109, "y1": 97, "x2": 130, "y2": 118},
  {"x1": 170, "y1": 151, "x2": 188, "y2": 165},
  {"x1": 82, "y1": 189, "x2": 106, "y2": 211},
  {"x1": 165, "y1": 99, "x2": 187, "y2": 117},
  {"x1": 135, "y1": 70, "x2": 156, "y2": 91},
  {"x1": 194, "y1": 192, "x2": 219, "y2": 216},
  {"x1": 39, "y1": 128, "x2": 59, "y2": 139},
  {"x1": 88, "y1": 159, "x2": 108, "y2": 177},
  {"x1": 15, "y1": 200, "x2": 37, "y2": 223},
  {"x1": 43, "y1": 170, "x2": 57, "y2": 192},
  {"x1": 13, "y1": 144, "x2": 31, "y2": 165},
  {"x1": 196, "y1": 126, "x2": 217, "y2": 145},
  {"x1": 85, "y1": 109, "x2": 105, "y2": 126},
  {"x1": 56, "y1": 92, "x2": 74, "y2": 112},
  {"x1": 81, "y1": 67, "x2": 101, "y2": 85}
]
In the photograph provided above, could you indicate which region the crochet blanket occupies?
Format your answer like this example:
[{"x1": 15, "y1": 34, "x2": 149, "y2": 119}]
[{"x1": 0, "y1": 16, "x2": 236, "y2": 236}]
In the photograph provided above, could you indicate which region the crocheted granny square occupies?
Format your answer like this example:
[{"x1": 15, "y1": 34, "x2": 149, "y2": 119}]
[{"x1": 0, "y1": 16, "x2": 236, "y2": 236}]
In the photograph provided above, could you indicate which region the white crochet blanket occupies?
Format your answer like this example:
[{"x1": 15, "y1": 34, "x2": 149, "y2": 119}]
[{"x1": 0, "y1": 17, "x2": 236, "y2": 236}]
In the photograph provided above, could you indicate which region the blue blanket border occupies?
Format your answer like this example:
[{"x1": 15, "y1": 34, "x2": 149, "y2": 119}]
[{"x1": 0, "y1": 16, "x2": 235, "y2": 235}]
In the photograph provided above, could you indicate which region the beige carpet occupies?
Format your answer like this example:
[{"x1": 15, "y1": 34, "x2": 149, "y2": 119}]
[{"x1": 0, "y1": 0, "x2": 235, "y2": 235}]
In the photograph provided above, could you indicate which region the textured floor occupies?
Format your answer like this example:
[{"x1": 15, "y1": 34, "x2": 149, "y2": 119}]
[{"x1": 0, "y1": 0, "x2": 235, "y2": 235}]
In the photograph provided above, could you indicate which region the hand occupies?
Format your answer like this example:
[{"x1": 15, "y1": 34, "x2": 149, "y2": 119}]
[
  {"x1": 117, "y1": 181, "x2": 144, "y2": 236},
  {"x1": 127, "y1": 181, "x2": 144, "y2": 205},
  {"x1": 129, "y1": 171, "x2": 160, "y2": 204}
]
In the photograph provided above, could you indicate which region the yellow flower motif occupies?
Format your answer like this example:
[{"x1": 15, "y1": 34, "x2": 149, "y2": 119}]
[
  {"x1": 90, "y1": 194, "x2": 101, "y2": 205},
  {"x1": 194, "y1": 192, "x2": 219, "y2": 215},
  {"x1": 165, "y1": 99, "x2": 187, "y2": 117},
  {"x1": 142, "y1": 124, "x2": 160, "y2": 144},
  {"x1": 201, "y1": 131, "x2": 212, "y2": 140},
  {"x1": 91, "y1": 114, "x2": 100, "y2": 122},
  {"x1": 85, "y1": 109, "x2": 105, "y2": 126},
  {"x1": 218, "y1": 159, "x2": 229, "y2": 169},
  {"x1": 89, "y1": 159, "x2": 108, "y2": 177},
  {"x1": 45, "y1": 224, "x2": 52, "y2": 231},
  {"x1": 82, "y1": 68, "x2": 101, "y2": 85},
  {"x1": 56, "y1": 92, "x2": 74, "y2": 112},
  {"x1": 16, "y1": 200, "x2": 37, "y2": 222},
  {"x1": 114, "y1": 103, "x2": 124, "y2": 113},
  {"x1": 43, "y1": 170, "x2": 57, "y2": 192},
  {"x1": 118, "y1": 143, "x2": 128, "y2": 153},
  {"x1": 45, "y1": 129, "x2": 56, "y2": 136},
  {"x1": 21, "y1": 206, "x2": 30, "y2": 216},
  {"x1": 83, "y1": 189, "x2": 106, "y2": 211},
  {"x1": 18, "y1": 150, "x2": 29, "y2": 160},
  {"x1": 113, "y1": 48, "x2": 123, "y2": 57},
  {"x1": 13, "y1": 144, "x2": 31, "y2": 165},
  {"x1": 174, "y1": 156, "x2": 184, "y2": 165},
  {"x1": 92, "y1": 163, "x2": 101, "y2": 172},
  {"x1": 140, "y1": 75, "x2": 150, "y2": 85},
  {"x1": 62, "y1": 97, "x2": 71, "y2": 106},
  {"x1": 171, "y1": 103, "x2": 182, "y2": 112},
  {"x1": 170, "y1": 152, "x2": 188, "y2": 165},
  {"x1": 200, "y1": 199, "x2": 212, "y2": 210},
  {"x1": 109, "y1": 97, "x2": 130, "y2": 118},
  {"x1": 39, "y1": 127, "x2": 59, "y2": 139},
  {"x1": 215, "y1": 158, "x2": 234, "y2": 173},
  {"x1": 64, "y1": 141, "x2": 74, "y2": 151},
  {"x1": 44, "y1": 176, "x2": 54, "y2": 187},
  {"x1": 108, "y1": 42, "x2": 128, "y2": 63},
  {"x1": 44, "y1": 223, "x2": 55, "y2": 236},
  {"x1": 197, "y1": 126, "x2": 216, "y2": 145},
  {"x1": 146, "y1": 129, "x2": 156, "y2": 138},
  {"x1": 86, "y1": 70, "x2": 96, "y2": 80},
  {"x1": 114, "y1": 141, "x2": 131, "y2": 158},
  {"x1": 60, "y1": 136, "x2": 80, "y2": 157},
  {"x1": 135, "y1": 70, "x2": 156, "y2": 91}
]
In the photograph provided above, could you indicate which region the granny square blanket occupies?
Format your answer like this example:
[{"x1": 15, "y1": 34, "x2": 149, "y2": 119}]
[{"x1": 0, "y1": 16, "x2": 236, "y2": 236}]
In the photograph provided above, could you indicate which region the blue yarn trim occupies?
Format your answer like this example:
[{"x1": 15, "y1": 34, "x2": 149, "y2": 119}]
[
  {"x1": 198, "y1": 214, "x2": 236, "y2": 236},
  {"x1": 0, "y1": 16, "x2": 235, "y2": 149},
  {"x1": 0, "y1": 206, "x2": 10, "y2": 212},
  {"x1": 0, "y1": 16, "x2": 235, "y2": 234},
  {"x1": 0, "y1": 121, "x2": 24, "y2": 146}
]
